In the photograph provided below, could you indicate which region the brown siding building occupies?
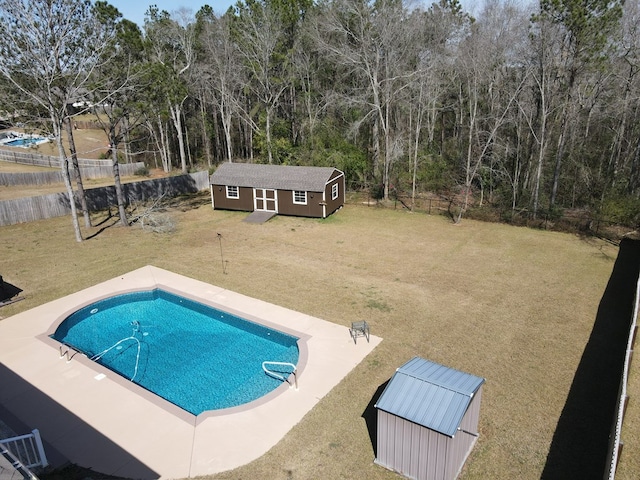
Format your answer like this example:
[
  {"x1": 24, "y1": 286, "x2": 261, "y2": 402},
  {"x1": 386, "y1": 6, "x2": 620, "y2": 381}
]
[{"x1": 210, "y1": 163, "x2": 345, "y2": 219}]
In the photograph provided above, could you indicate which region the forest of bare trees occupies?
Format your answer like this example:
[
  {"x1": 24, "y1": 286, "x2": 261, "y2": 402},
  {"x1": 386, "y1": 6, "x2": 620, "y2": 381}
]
[{"x1": 1, "y1": 0, "x2": 640, "y2": 234}]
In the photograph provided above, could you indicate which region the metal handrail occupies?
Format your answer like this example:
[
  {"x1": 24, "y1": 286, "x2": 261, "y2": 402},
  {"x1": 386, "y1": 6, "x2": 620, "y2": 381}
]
[
  {"x1": 59, "y1": 343, "x2": 82, "y2": 363},
  {"x1": 262, "y1": 361, "x2": 298, "y2": 390}
]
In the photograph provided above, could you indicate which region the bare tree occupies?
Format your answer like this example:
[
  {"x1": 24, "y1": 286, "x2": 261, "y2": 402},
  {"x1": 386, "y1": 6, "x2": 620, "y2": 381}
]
[
  {"x1": 312, "y1": 0, "x2": 425, "y2": 200},
  {"x1": 63, "y1": 109, "x2": 91, "y2": 228},
  {"x1": 605, "y1": 0, "x2": 640, "y2": 194},
  {"x1": 198, "y1": 12, "x2": 246, "y2": 162},
  {"x1": 0, "y1": 0, "x2": 113, "y2": 242},
  {"x1": 291, "y1": 33, "x2": 328, "y2": 145},
  {"x1": 522, "y1": 16, "x2": 562, "y2": 218},
  {"x1": 405, "y1": 0, "x2": 469, "y2": 210},
  {"x1": 453, "y1": 0, "x2": 529, "y2": 222},
  {"x1": 92, "y1": 3, "x2": 149, "y2": 226},
  {"x1": 232, "y1": 0, "x2": 288, "y2": 164},
  {"x1": 145, "y1": 6, "x2": 197, "y2": 174},
  {"x1": 536, "y1": 0, "x2": 624, "y2": 207}
]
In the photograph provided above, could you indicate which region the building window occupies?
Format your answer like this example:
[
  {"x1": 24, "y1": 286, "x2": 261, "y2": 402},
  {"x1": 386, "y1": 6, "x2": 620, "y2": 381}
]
[
  {"x1": 331, "y1": 183, "x2": 339, "y2": 200},
  {"x1": 226, "y1": 185, "x2": 239, "y2": 199},
  {"x1": 293, "y1": 190, "x2": 307, "y2": 204}
]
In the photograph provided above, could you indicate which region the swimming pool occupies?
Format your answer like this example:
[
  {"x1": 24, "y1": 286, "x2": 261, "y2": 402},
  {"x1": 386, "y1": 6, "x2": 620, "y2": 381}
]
[
  {"x1": 1, "y1": 266, "x2": 380, "y2": 477},
  {"x1": 1, "y1": 135, "x2": 48, "y2": 147},
  {"x1": 51, "y1": 289, "x2": 300, "y2": 415}
]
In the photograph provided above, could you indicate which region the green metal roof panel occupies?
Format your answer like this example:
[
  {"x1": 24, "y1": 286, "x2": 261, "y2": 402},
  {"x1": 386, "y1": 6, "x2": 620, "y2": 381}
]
[
  {"x1": 210, "y1": 163, "x2": 342, "y2": 192},
  {"x1": 375, "y1": 357, "x2": 485, "y2": 437}
]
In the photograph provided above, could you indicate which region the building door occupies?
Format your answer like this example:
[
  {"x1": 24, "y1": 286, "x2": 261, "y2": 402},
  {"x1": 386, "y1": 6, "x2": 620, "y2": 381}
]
[{"x1": 254, "y1": 188, "x2": 277, "y2": 212}]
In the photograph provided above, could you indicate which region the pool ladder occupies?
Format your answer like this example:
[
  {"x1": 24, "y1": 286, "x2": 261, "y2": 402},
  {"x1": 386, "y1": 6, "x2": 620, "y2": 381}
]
[
  {"x1": 59, "y1": 343, "x2": 83, "y2": 363},
  {"x1": 262, "y1": 361, "x2": 298, "y2": 390}
]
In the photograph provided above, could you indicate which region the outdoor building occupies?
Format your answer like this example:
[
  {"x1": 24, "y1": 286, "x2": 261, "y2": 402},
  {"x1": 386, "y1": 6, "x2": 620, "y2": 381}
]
[
  {"x1": 210, "y1": 163, "x2": 345, "y2": 219},
  {"x1": 374, "y1": 356, "x2": 485, "y2": 480}
]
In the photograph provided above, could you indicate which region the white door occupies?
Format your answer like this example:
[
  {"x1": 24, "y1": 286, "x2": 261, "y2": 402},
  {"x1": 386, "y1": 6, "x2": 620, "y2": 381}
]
[{"x1": 254, "y1": 188, "x2": 277, "y2": 212}]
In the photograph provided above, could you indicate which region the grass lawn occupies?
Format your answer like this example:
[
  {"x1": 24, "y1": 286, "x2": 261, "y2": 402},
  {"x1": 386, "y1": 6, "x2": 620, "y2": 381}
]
[{"x1": 0, "y1": 192, "x2": 633, "y2": 479}]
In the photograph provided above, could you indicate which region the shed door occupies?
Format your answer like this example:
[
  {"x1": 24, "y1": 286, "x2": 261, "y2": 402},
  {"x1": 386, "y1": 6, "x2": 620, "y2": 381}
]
[{"x1": 254, "y1": 188, "x2": 277, "y2": 212}]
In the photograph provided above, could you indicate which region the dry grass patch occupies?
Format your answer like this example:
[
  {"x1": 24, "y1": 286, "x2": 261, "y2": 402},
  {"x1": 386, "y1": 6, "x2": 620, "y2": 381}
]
[
  {"x1": 0, "y1": 197, "x2": 623, "y2": 479},
  {"x1": 0, "y1": 127, "x2": 166, "y2": 201},
  {"x1": 0, "y1": 125, "x2": 110, "y2": 160}
]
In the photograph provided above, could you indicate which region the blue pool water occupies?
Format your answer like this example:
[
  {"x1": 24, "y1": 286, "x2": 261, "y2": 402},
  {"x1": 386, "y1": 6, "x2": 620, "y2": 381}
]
[
  {"x1": 51, "y1": 290, "x2": 299, "y2": 415},
  {"x1": 5, "y1": 136, "x2": 45, "y2": 146}
]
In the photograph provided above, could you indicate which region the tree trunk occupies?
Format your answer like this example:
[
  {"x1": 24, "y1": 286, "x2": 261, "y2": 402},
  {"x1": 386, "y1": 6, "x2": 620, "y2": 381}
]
[
  {"x1": 607, "y1": 74, "x2": 632, "y2": 188},
  {"x1": 383, "y1": 102, "x2": 391, "y2": 201},
  {"x1": 122, "y1": 116, "x2": 131, "y2": 164},
  {"x1": 185, "y1": 120, "x2": 193, "y2": 169},
  {"x1": 410, "y1": 101, "x2": 422, "y2": 213},
  {"x1": 155, "y1": 116, "x2": 171, "y2": 172},
  {"x1": 629, "y1": 134, "x2": 640, "y2": 194},
  {"x1": 199, "y1": 92, "x2": 213, "y2": 167},
  {"x1": 53, "y1": 121, "x2": 82, "y2": 242},
  {"x1": 266, "y1": 105, "x2": 273, "y2": 164},
  {"x1": 110, "y1": 131, "x2": 128, "y2": 227},
  {"x1": 216, "y1": 90, "x2": 237, "y2": 162},
  {"x1": 550, "y1": 111, "x2": 568, "y2": 207},
  {"x1": 222, "y1": 107, "x2": 233, "y2": 162},
  {"x1": 532, "y1": 101, "x2": 547, "y2": 220},
  {"x1": 458, "y1": 80, "x2": 478, "y2": 224},
  {"x1": 64, "y1": 115, "x2": 91, "y2": 228},
  {"x1": 170, "y1": 102, "x2": 188, "y2": 173}
]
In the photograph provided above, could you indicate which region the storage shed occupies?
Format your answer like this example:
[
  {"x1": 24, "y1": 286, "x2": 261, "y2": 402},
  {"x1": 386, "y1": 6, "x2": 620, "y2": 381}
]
[
  {"x1": 374, "y1": 357, "x2": 485, "y2": 480},
  {"x1": 210, "y1": 163, "x2": 345, "y2": 219}
]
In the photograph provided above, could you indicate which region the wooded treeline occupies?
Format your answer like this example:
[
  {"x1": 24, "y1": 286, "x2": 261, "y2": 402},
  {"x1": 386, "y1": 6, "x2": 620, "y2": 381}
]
[{"x1": 2, "y1": 0, "x2": 640, "y2": 228}]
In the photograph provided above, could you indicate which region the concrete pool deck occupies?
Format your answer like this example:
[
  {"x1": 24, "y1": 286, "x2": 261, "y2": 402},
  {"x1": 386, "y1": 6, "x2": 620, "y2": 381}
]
[{"x1": 0, "y1": 266, "x2": 381, "y2": 479}]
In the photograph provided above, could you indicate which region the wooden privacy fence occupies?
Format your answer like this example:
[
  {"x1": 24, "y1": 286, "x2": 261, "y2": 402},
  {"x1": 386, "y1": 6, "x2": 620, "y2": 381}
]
[
  {"x1": 0, "y1": 162, "x2": 146, "y2": 185},
  {"x1": 0, "y1": 171, "x2": 210, "y2": 226},
  {"x1": 0, "y1": 147, "x2": 114, "y2": 168},
  {"x1": 73, "y1": 120, "x2": 101, "y2": 130}
]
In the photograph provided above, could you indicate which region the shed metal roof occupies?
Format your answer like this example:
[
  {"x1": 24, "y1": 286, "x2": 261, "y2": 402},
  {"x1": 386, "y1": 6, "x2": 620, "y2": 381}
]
[
  {"x1": 210, "y1": 163, "x2": 342, "y2": 192},
  {"x1": 375, "y1": 357, "x2": 485, "y2": 437}
]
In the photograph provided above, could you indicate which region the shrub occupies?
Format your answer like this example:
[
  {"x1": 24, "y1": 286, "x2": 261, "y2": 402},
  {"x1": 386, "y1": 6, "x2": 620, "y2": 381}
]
[
  {"x1": 539, "y1": 205, "x2": 564, "y2": 222},
  {"x1": 599, "y1": 195, "x2": 640, "y2": 227},
  {"x1": 134, "y1": 165, "x2": 150, "y2": 177},
  {"x1": 370, "y1": 183, "x2": 385, "y2": 200}
]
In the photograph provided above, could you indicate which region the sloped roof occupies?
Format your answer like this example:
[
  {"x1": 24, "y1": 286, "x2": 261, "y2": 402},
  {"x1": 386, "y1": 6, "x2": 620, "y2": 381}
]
[
  {"x1": 375, "y1": 357, "x2": 485, "y2": 437},
  {"x1": 210, "y1": 163, "x2": 342, "y2": 192}
]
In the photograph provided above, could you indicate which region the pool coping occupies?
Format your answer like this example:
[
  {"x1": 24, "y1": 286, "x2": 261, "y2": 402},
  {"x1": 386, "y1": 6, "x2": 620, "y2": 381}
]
[
  {"x1": 0, "y1": 266, "x2": 382, "y2": 479},
  {"x1": 40, "y1": 288, "x2": 313, "y2": 425}
]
